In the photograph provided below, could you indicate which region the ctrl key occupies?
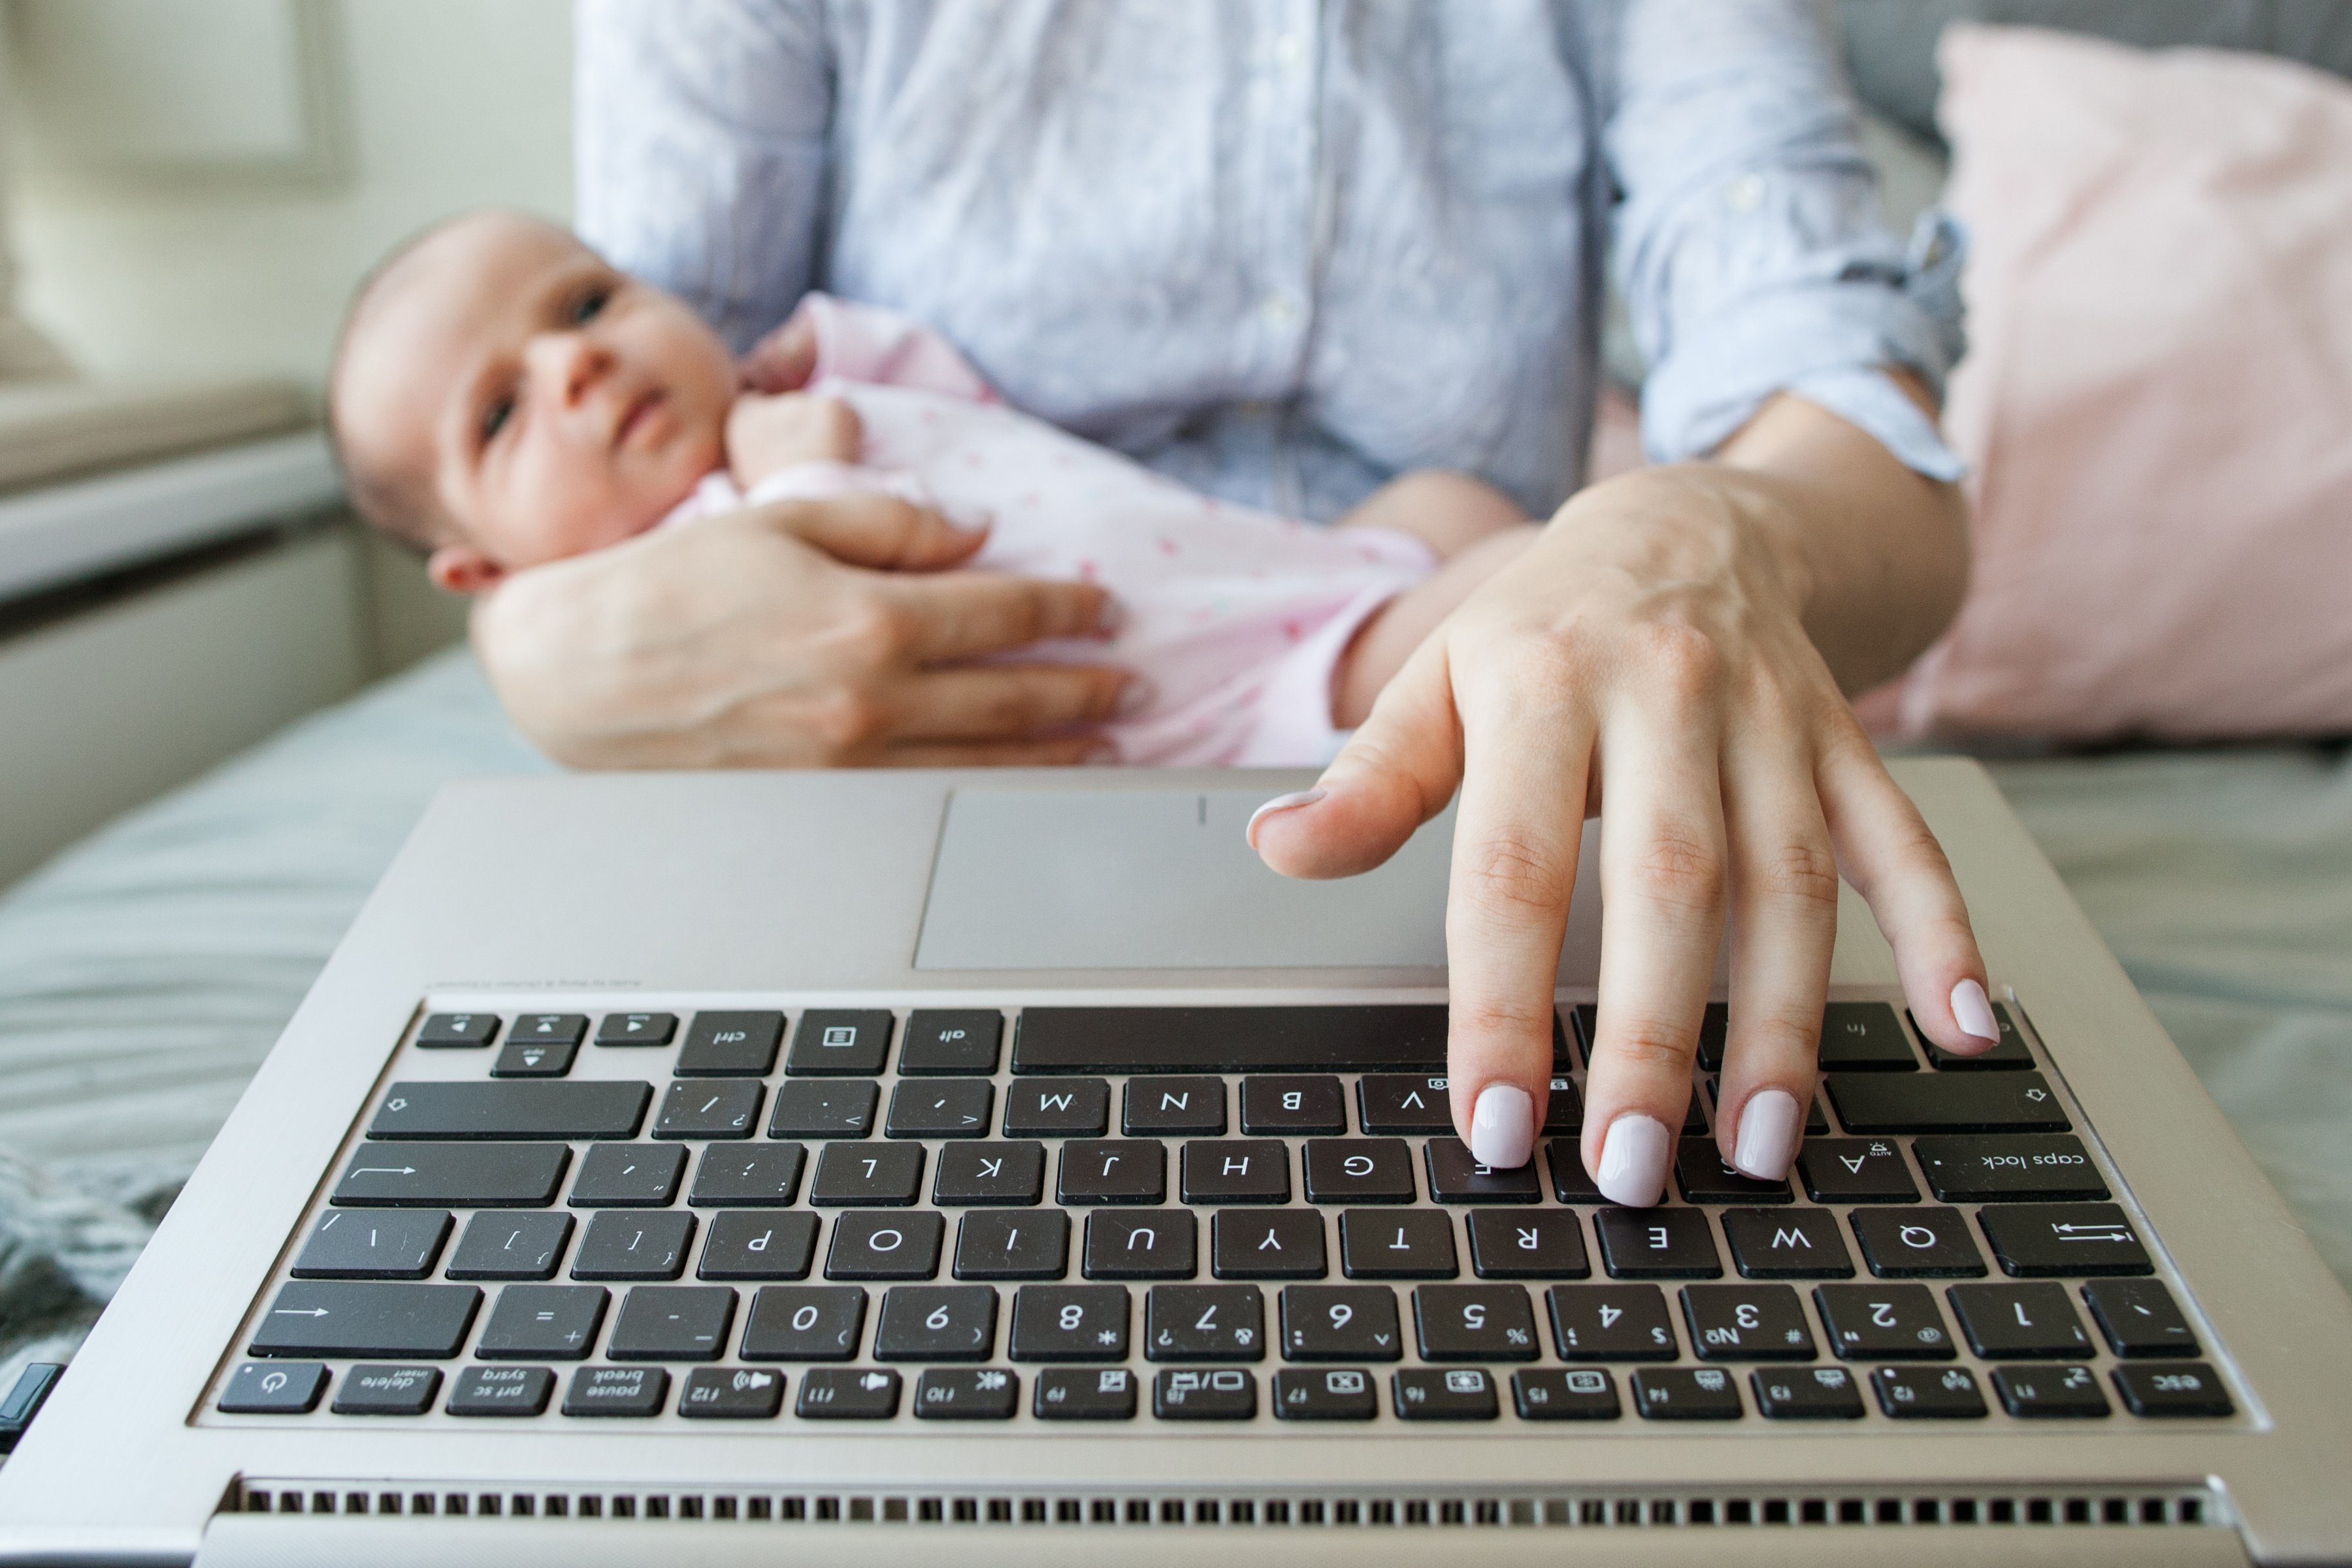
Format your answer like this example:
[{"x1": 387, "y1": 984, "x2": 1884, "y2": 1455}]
[
  {"x1": 331, "y1": 1365, "x2": 441, "y2": 1416},
  {"x1": 218, "y1": 1361, "x2": 329, "y2": 1414},
  {"x1": 562, "y1": 1365, "x2": 668, "y2": 1417}
]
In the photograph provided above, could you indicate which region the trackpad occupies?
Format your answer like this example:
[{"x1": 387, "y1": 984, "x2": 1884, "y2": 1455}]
[{"x1": 915, "y1": 789, "x2": 1454, "y2": 970}]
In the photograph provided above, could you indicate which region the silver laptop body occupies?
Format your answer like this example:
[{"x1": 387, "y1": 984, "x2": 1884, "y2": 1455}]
[{"x1": 1, "y1": 760, "x2": 2346, "y2": 1567}]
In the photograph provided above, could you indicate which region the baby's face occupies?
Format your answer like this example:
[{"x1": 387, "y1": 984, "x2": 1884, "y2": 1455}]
[{"x1": 336, "y1": 214, "x2": 736, "y2": 583}]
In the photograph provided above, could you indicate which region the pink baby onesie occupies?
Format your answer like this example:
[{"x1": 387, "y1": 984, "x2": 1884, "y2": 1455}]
[{"x1": 661, "y1": 294, "x2": 1435, "y2": 766}]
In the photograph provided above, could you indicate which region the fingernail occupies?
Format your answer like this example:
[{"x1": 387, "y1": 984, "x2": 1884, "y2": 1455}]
[
  {"x1": 1731, "y1": 1088, "x2": 1801, "y2": 1181},
  {"x1": 1595, "y1": 1114, "x2": 1671, "y2": 1207},
  {"x1": 1468, "y1": 1084, "x2": 1537, "y2": 1169},
  {"x1": 1951, "y1": 977, "x2": 1999, "y2": 1043},
  {"x1": 1113, "y1": 676, "x2": 1155, "y2": 717},
  {"x1": 1245, "y1": 789, "x2": 1326, "y2": 850}
]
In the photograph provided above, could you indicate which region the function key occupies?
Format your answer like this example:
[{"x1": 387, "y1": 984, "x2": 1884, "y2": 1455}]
[
  {"x1": 1280, "y1": 1284, "x2": 1402, "y2": 1361},
  {"x1": 563, "y1": 1365, "x2": 668, "y2": 1417},
  {"x1": 596, "y1": 1012, "x2": 677, "y2": 1047},
  {"x1": 474, "y1": 1284, "x2": 608, "y2": 1360},
  {"x1": 446, "y1": 1212, "x2": 574, "y2": 1281},
  {"x1": 1812, "y1": 1283, "x2": 1953, "y2": 1360},
  {"x1": 1912, "y1": 1134, "x2": 2108, "y2": 1202},
  {"x1": 447, "y1": 1364, "x2": 555, "y2": 1417},
  {"x1": 1056, "y1": 1140, "x2": 1166, "y2": 1205},
  {"x1": 512, "y1": 1014, "x2": 588, "y2": 1048},
  {"x1": 1918, "y1": 1002, "x2": 2034, "y2": 1070},
  {"x1": 1357, "y1": 1074, "x2": 1452, "y2": 1135},
  {"x1": 1303, "y1": 1139, "x2": 1416, "y2": 1204},
  {"x1": 1003, "y1": 1079, "x2": 1109, "y2": 1137},
  {"x1": 1545, "y1": 1284, "x2": 1678, "y2": 1361},
  {"x1": 1143, "y1": 1284, "x2": 1263, "y2": 1360},
  {"x1": 1211, "y1": 1209, "x2": 1327, "y2": 1280},
  {"x1": 932, "y1": 1142, "x2": 1047, "y2": 1205},
  {"x1": 1631, "y1": 1367, "x2": 1741, "y2": 1420},
  {"x1": 247, "y1": 1281, "x2": 480, "y2": 1360},
  {"x1": 1795, "y1": 1138, "x2": 1918, "y2": 1204},
  {"x1": 786, "y1": 1010, "x2": 894, "y2": 1076},
  {"x1": 331, "y1": 1364, "x2": 441, "y2": 1416},
  {"x1": 1465, "y1": 1209, "x2": 1590, "y2": 1281},
  {"x1": 677, "y1": 1011, "x2": 785, "y2": 1077},
  {"x1": 1978, "y1": 1203, "x2": 2153, "y2": 1277},
  {"x1": 826, "y1": 1211, "x2": 947, "y2": 1282},
  {"x1": 953, "y1": 1211, "x2": 1070, "y2": 1281},
  {"x1": 1338, "y1": 1210, "x2": 1457, "y2": 1279},
  {"x1": 1083, "y1": 1211, "x2": 1197, "y2": 1280},
  {"x1": 607, "y1": 1286, "x2": 738, "y2": 1361},
  {"x1": 492, "y1": 1037, "x2": 578, "y2": 1078},
  {"x1": 899, "y1": 1011, "x2": 1004, "y2": 1075},
  {"x1": 768, "y1": 1081, "x2": 877, "y2": 1140},
  {"x1": 1593, "y1": 1209, "x2": 1722, "y2": 1279},
  {"x1": 1124, "y1": 1077, "x2": 1226, "y2": 1135},
  {"x1": 2081, "y1": 1279, "x2": 2200, "y2": 1358},
  {"x1": 808, "y1": 1143, "x2": 926, "y2": 1207},
  {"x1": 1992, "y1": 1364, "x2": 2109, "y2": 1418},
  {"x1": 655, "y1": 1081, "x2": 764, "y2": 1141},
  {"x1": 679, "y1": 1365, "x2": 784, "y2": 1419},
  {"x1": 292, "y1": 1209, "x2": 451, "y2": 1280},
  {"x1": 1679, "y1": 1284, "x2": 1816, "y2": 1360},
  {"x1": 572, "y1": 1212, "x2": 694, "y2": 1281},
  {"x1": 1947, "y1": 1282, "x2": 2095, "y2": 1359},
  {"x1": 1425, "y1": 1138, "x2": 1543, "y2": 1203},
  {"x1": 1273, "y1": 1367, "x2": 1379, "y2": 1420},
  {"x1": 1181, "y1": 1140, "x2": 1290, "y2": 1204},
  {"x1": 688, "y1": 1145, "x2": 806, "y2": 1209},
  {"x1": 1154, "y1": 1367, "x2": 1256, "y2": 1420},
  {"x1": 796, "y1": 1367, "x2": 900, "y2": 1418},
  {"x1": 1414, "y1": 1284, "x2": 1541, "y2": 1361},
  {"x1": 1872, "y1": 1365, "x2": 1986, "y2": 1418},
  {"x1": 884, "y1": 1080, "x2": 994, "y2": 1139},
  {"x1": 1718, "y1": 1207, "x2": 1854, "y2": 1280},
  {"x1": 217, "y1": 1361, "x2": 329, "y2": 1414},
  {"x1": 740, "y1": 1285, "x2": 867, "y2": 1361},
  {"x1": 1751, "y1": 1365, "x2": 1864, "y2": 1420},
  {"x1": 1512, "y1": 1367, "x2": 1621, "y2": 1420},
  {"x1": 872, "y1": 1284, "x2": 997, "y2": 1360},
  {"x1": 1393, "y1": 1366, "x2": 1498, "y2": 1420},
  {"x1": 1674, "y1": 1142, "x2": 1791, "y2": 1205},
  {"x1": 2112, "y1": 1362, "x2": 2233, "y2": 1418},
  {"x1": 417, "y1": 1013, "x2": 499, "y2": 1049},
  {"x1": 1849, "y1": 1207, "x2": 1986, "y2": 1278},
  {"x1": 568, "y1": 1143, "x2": 686, "y2": 1207},
  {"x1": 1241, "y1": 1075, "x2": 1346, "y2": 1135},
  {"x1": 1817, "y1": 1002, "x2": 1918, "y2": 1070},
  {"x1": 333, "y1": 1141, "x2": 570, "y2": 1209},
  {"x1": 698, "y1": 1213, "x2": 819, "y2": 1281},
  {"x1": 1034, "y1": 1365, "x2": 1137, "y2": 1420},
  {"x1": 914, "y1": 1367, "x2": 1019, "y2": 1420},
  {"x1": 1825, "y1": 1071, "x2": 2070, "y2": 1134}
]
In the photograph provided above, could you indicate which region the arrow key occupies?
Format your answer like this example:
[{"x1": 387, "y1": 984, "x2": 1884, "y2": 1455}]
[{"x1": 492, "y1": 1037, "x2": 578, "y2": 1078}]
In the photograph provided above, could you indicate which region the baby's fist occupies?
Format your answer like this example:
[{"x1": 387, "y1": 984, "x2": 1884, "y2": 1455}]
[{"x1": 727, "y1": 393, "x2": 863, "y2": 489}]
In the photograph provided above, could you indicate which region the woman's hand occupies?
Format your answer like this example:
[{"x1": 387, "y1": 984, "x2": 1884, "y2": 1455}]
[
  {"x1": 471, "y1": 491, "x2": 1131, "y2": 768},
  {"x1": 1250, "y1": 389, "x2": 1999, "y2": 1203}
]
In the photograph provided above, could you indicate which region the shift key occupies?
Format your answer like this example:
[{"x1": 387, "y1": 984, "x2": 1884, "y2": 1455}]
[
  {"x1": 1825, "y1": 1073, "x2": 2070, "y2": 1134},
  {"x1": 334, "y1": 1142, "x2": 571, "y2": 1207},
  {"x1": 368, "y1": 1081, "x2": 650, "y2": 1141}
]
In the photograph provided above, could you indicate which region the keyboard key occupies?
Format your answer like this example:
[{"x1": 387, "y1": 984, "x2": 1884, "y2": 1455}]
[
  {"x1": 476, "y1": 1284, "x2": 608, "y2": 1360},
  {"x1": 572, "y1": 1212, "x2": 695, "y2": 1281},
  {"x1": 679, "y1": 1365, "x2": 784, "y2": 1418},
  {"x1": 1825, "y1": 1071, "x2": 2069, "y2": 1134},
  {"x1": 809, "y1": 1143, "x2": 925, "y2": 1206},
  {"x1": 786, "y1": 1009, "x2": 894, "y2": 1075},
  {"x1": 1912, "y1": 1134, "x2": 2108, "y2": 1202},
  {"x1": 689, "y1": 1145, "x2": 806, "y2": 1208},
  {"x1": 1674, "y1": 1143, "x2": 1791, "y2": 1205},
  {"x1": 952, "y1": 1211, "x2": 1069, "y2": 1281},
  {"x1": 248, "y1": 1281, "x2": 480, "y2": 1359},
  {"x1": 1303, "y1": 1138, "x2": 1417, "y2": 1203},
  {"x1": 1279, "y1": 1285, "x2": 1402, "y2": 1361},
  {"x1": 1014, "y1": 1005, "x2": 1447, "y2": 1073},
  {"x1": 331, "y1": 1364, "x2": 440, "y2": 1416},
  {"x1": 2081, "y1": 1279, "x2": 2200, "y2": 1358},
  {"x1": 1339, "y1": 1209, "x2": 1457, "y2": 1278},
  {"x1": 492, "y1": 1037, "x2": 578, "y2": 1078},
  {"x1": 417, "y1": 1012, "x2": 498, "y2": 1049},
  {"x1": 333, "y1": 1139, "x2": 573, "y2": 1210},
  {"x1": 1593, "y1": 1209, "x2": 1721, "y2": 1279},
  {"x1": 1241, "y1": 1075, "x2": 1345, "y2": 1134},
  {"x1": 568, "y1": 1143, "x2": 685, "y2": 1207},
  {"x1": 873, "y1": 1285, "x2": 998, "y2": 1361},
  {"x1": 217, "y1": 1361, "x2": 329, "y2": 1414},
  {"x1": 1056, "y1": 1140, "x2": 1165, "y2": 1204},
  {"x1": 767, "y1": 1081, "x2": 877, "y2": 1140},
  {"x1": 1035, "y1": 1366, "x2": 1137, "y2": 1420},
  {"x1": 1691, "y1": 1005, "x2": 1731, "y2": 1072},
  {"x1": 1154, "y1": 1367, "x2": 1256, "y2": 1419},
  {"x1": 741, "y1": 1286, "x2": 866, "y2": 1360},
  {"x1": 1718, "y1": 1207, "x2": 1854, "y2": 1279},
  {"x1": 595, "y1": 1011, "x2": 676, "y2": 1047},
  {"x1": 1547, "y1": 1140, "x2": 1603, "y2": 1203},
  {"x1": 932, "y1": 1141, "x2": 1046, "y2": 1205},
  {"x1": 1275, "y1": 1367, "x2": 1379, "y2": 1420},
  {"x1": 1357, "y1": 1075, "x2": 1453, "y2": 1134},
  {"x1": 1009, "y1": 1284, "x2": 1130, "y2": 1361},
  {"x1": 446, "y1": 1213, "x2": 573, "y2": 1281},
  {"x1": 654, "y1": 1081, "x2": 764, "y2": 1140},
  {"x1": 1919, "y1": 1002, "x2": 2034, "y2": 1070},
  {"x1": 825, "y1": 1211, "x2": 945, "y2": 1281},
  {"x1": 1145, "y1": 1284, "x2": 1264, "y2": 1360},
  {"x1": 563, "y1": 1365, "x2": 667, "y2": 1417},
  {"x1": 1817, "y1": 1002, "x2": 1918, "y2": 1070},
  {"x1": 914, "y1": 1367, "x2": 1019, "y2": 1419},
  {"x1": 698, "y1": 1212, "x2": 819, "y2": 1281},
  {"x1": 1993, "y1": 1364, "x2": 2110, "y2": 1418},
  {"x1": 512, "y1": 1013, "x2": 587, "y2": 1047},
  {"x1": 1850, "y1": 1207, "x2": 1987, "y2": 1277},
  {"x1": 1212, "y1": 1209, "x2": 1327, "y2": 1279},
  {"x1": 370, "y1": 1081, "x2": 649, "y2": 1142},
  {"x1": 1947, "y1": 1283, "x2": 2094, "y2": 1359},
  {"x1": 1513, "y1": 1367, "x2": 1621, "y2": 1420},
  {"x1": 2112, "y1": 1362, "x2": 2233, "y2": 1417},
  {"x1": 1978, "y1": 1203, "x2": 2152, "y2": 1277},
  {"x1": 1414, "y1": 1284, "x2": 1541, "y2": 1360},
  {"x1": 1751, "y1": 1365, "x2": 1864, "y2": 1420},
  {"x1": 1181, "y1": 1140, "x2": 1290, "y2": 1203},
  {"x1": 293, "y1": 1209, "x2": 451, "y2": 1280},
  {"x1": 1680, "y1": 1284, "x2": 1816, "y2": 1360},
  {"x1": 1813, "y1": 1284, "x2": 1954, "y2": 1360},
  {"x1": 1872, "y1": 1364, "x2": 1986, "y2": 1418},
  {"x1": 1546, "y1": 1284, "x2": 1678, "y2": 1360},
  {"x1": 1124, "y1": 1077, "x2": 1226, "y2": 1135},
  {"x1": 1465, "y1": 1209, "x2": 1590, "y2": 1279},
  {"x1": 606, "y1": 1285, "x2": 736, "y2": 1361},
  {"x1": 1426, "y1": 1137, "x2": 1543, "y2": 1202},
  {"x1": 1083, "y1": 1210, "x2": 1196, "y2": 1279},
  {"x1": 1631, "y1": 1367, "x2": 1741, "y2": 1420},
  {"x1": 1394, "y1": 1366, "x2": 1498, "y2": 1420},
  {"x1": 796, "y1": 1367, "x2": 899, "y2": 1418},
  {"x1": 1002, "y1": 1079, "x2": 1109, "y2": 1137},
  {"x1": 446, "y1": 1364, "x2": 554, "y2": 1416},
  {"x1": 1795, "y1": 1138, "x2": 1918, "y2": 1203},
  {"x1": 1541, "y1": 1077, "x2": 1584, "y2": 1134},
  {"x1": 884, "y1": 1079, "x2": 993, "y2": 1138},
  {"x1": 899, "y1": 1010, "x2": 1004, "y2": 1075}
]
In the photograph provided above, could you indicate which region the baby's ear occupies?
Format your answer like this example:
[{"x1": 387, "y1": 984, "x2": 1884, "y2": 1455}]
[{"x1": 426, "y1": 544, "x2": 508, "y2": 595}]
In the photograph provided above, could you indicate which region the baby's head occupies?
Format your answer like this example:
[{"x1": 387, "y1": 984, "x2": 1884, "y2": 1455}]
[{"x1": 329, "y1": 212, "x2": 737, "y2": 593}]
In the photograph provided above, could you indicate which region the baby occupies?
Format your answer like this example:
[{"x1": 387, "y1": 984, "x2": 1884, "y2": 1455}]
[{"x1": 329, "y1": 212, "x2": 1533, "y2": 764}]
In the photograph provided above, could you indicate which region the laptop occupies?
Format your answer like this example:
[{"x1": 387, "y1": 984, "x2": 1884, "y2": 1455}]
[{"x1": 1, "y1": 760, "x2": 2346, "y2": 1566}]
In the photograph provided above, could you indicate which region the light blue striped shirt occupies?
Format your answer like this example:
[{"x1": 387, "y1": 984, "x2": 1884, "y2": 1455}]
[{"x1": 576, "y1": 0, "x2": 1963, "y2": 524}]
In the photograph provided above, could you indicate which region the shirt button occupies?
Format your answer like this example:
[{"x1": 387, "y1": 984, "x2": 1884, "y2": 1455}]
[{"x1": 1260, "y1": 292, "x2": 1303, "y2": 329}]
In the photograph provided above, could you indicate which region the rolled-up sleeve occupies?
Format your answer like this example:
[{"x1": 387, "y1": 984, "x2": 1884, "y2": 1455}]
[
  {"x1": 574, "y1": 0, "x2": 834, "y2": 353},
  {"x1": 1606, "y1": 0, "x2": 1966, "y2": 480}
]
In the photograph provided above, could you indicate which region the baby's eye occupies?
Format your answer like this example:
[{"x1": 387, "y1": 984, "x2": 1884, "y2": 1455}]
[
  {"x1": 570, "y1": 287, "x2": 611, "y2": 325},
  {"x1": 480, "y1": 393, "x2": 515, "y2": 444}
]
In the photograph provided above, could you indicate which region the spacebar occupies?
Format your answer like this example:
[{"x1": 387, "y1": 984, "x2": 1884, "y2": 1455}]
[
  {"x1": 1012, "y1": 1006, "x2": 1449, "y2": 1073},
  {"x1": 367, "y1": 1081, "x2": 650, "y2": 1139}
]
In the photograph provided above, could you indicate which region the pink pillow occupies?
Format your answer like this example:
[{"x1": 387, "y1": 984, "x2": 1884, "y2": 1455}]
[{"x1": 1862, "y1": 24, "x2": 2352, "y2": 743}]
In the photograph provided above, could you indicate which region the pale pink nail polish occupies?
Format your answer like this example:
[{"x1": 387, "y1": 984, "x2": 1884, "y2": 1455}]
[
  {"x1": 1113, "y1": 676, "x2": 1156, "y2": 717},
  {"x1": 1595, "y1": 1114, "x2": 1671, "y2": 1207},
  {"x1": 1731, "y1": 1088, "x2": 1800, "y2": 1181},
  {"x1": 1951, "y1": 977, "x2": 1999, "y2": 1043},
  {"x1": 1469, "y1": 1085, "x2": 1537, "y2": 1169},
  {"x1": 1244, "y1": 789, "x2": 1326, "y2": 850}
]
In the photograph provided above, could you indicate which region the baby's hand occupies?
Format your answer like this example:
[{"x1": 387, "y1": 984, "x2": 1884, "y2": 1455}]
[{"x1": 727, "y1": 392, "x2": 863, "y2": 489}]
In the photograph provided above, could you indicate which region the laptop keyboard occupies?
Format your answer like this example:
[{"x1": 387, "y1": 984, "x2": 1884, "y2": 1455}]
[{"x1": 208, "y1": 999, "x2": 2238, "y2": 1428}]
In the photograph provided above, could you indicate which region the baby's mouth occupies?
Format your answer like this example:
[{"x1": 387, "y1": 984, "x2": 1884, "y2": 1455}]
[{"x1": 615, "y1": 388, "x2": 665, "y2": 448}]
